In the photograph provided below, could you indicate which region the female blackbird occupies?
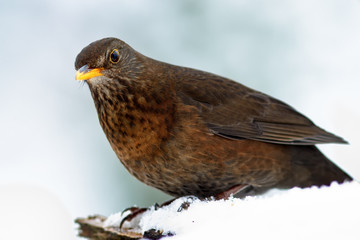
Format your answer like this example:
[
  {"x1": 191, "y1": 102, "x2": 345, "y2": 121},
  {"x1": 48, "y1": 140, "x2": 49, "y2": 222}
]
[{"x1": 75, "y1": 37, "x2": 352, "y2": 198}]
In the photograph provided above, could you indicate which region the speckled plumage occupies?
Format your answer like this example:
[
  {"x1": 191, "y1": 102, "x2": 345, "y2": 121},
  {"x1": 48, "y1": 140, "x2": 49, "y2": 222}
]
[{"x1": 75, "y1": 37, "x2": 352, "y2": 198}]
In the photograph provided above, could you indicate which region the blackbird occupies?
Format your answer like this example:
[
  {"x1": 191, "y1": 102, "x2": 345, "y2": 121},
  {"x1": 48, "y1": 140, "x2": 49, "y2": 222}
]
[{"x1": 75, "y1": 37, "x2": 352, "y2": 199}]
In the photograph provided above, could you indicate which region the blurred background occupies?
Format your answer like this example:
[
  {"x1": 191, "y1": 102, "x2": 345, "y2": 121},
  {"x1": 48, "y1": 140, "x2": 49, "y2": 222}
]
[{"x1": 1, "y1": 0, "x2": 359, "y2": 239}]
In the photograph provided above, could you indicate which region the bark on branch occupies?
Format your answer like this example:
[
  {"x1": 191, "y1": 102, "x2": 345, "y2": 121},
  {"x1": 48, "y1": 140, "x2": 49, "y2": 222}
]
[{"x1": 75, "y1": 215, "x2": 142, "y2": 240}]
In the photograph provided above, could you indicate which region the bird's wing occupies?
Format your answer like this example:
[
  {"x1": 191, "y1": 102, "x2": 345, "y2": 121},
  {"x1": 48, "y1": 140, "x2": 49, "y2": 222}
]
[{"x1": 176, "y1": 68, "x2": 346, "y2": 145}]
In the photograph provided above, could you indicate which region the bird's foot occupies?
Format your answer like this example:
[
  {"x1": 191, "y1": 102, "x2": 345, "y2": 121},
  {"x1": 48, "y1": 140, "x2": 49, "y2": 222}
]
[
  {"x1": 119, "y1": 197, "x2": 193, "y2": 230},
  {"x1": 177, "y1": 196, "x2": 198, "y2": 212},
  {"x1": 119, "y1": 189, "x2": 242, "y2": 230},
  {"x1": 213, "y1": 184, "x2": 252, "y2": 200},
  {"x1": 154, "y1": 196, "x2": 197, "y2": 212},
  {"x1": 120, "y1": 207, "x2": 148, "y2": 229},
  {"x1": 153, "y1": 198, "x2": 176, "y2": 210}
]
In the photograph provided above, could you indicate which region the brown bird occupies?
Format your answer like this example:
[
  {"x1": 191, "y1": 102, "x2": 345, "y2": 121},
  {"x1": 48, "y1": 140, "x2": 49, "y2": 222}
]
[{"x1": 75, "y1": 37, "x2": 352, "y2": 199}]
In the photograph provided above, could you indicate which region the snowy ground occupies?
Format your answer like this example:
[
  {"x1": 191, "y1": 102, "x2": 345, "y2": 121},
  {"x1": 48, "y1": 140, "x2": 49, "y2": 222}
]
[{"x1": 105, "y1": 181, "x2": 360, "y2": 240}]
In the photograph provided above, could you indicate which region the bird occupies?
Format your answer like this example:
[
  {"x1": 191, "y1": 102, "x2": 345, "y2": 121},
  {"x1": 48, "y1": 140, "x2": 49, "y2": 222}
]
[{"x1": 75, "y1": 37, "x2": 352, "y2": 199}]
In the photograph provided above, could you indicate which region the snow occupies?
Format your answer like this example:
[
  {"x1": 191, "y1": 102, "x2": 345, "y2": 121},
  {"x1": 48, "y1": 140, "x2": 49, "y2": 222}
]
[{"x1": 105, "y1": 181, "x2": 360, "y2": 240}]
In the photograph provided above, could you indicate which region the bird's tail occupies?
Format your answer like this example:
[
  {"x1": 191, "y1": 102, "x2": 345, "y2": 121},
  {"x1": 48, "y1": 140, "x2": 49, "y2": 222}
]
[{"x1": 283, "y1": 145, "x2": 352, "y2": 188}]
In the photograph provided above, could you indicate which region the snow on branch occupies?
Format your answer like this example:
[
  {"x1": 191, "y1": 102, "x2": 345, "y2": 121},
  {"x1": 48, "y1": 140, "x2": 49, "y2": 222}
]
[{"x1": 76, "y1": 181, "x2": 359, "y2": 240}]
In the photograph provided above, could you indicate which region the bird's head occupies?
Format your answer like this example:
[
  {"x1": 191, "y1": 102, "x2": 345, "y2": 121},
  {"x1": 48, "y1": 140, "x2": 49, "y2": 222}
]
[{"x1": 75, "y1": 37, "x2": 144, "y2": 84}]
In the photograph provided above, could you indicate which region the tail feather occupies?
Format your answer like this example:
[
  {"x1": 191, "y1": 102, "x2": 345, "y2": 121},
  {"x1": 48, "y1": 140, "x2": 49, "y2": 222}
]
[{"x1": 282, "y1": 145, "x2": 352, "y2": 188}]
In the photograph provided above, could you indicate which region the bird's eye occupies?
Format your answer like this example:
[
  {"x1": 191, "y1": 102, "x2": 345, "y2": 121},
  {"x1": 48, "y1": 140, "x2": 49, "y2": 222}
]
[{"x1": 109, "y1": 49, "x2": 120, "y2": 63}]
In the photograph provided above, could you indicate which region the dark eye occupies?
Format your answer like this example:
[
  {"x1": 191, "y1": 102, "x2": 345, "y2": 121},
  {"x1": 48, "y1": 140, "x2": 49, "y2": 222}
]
[{"x1": 109, "y1": 49, "x2": 120, "y2": 63}]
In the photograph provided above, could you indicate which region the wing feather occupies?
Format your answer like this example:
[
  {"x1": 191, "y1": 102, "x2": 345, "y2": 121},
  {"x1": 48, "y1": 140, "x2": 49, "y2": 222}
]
[{"x1": 174, "y1": 66, "x2": 347, "y2": 145}]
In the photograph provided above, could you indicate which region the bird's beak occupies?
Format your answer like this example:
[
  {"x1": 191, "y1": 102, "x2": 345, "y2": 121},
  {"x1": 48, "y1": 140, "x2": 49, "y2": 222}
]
[{"x1": 75, "y1": 65, "x2": 104, "y2": 81}]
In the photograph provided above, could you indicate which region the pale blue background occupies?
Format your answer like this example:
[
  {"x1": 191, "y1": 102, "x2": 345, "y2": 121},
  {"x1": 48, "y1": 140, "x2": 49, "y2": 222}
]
[{"x1": 1, "y1": 0, "x2": 359, "y2": 226}]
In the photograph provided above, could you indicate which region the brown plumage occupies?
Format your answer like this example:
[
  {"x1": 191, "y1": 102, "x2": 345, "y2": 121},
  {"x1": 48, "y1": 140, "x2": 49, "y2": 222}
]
[{"x1": 75, "y1": 37, "x2": 352, "y2": 198}]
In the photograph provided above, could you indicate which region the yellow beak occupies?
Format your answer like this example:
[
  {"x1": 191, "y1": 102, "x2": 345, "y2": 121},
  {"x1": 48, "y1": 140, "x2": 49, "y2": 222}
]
[{"x1": 75, "y1": 65, "x2": 104, "y2": 81}]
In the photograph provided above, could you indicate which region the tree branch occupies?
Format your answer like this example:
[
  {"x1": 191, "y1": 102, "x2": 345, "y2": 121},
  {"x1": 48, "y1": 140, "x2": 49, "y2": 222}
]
[{"x1": 75, "y1": 215, "x2": 142, "y2": 240}]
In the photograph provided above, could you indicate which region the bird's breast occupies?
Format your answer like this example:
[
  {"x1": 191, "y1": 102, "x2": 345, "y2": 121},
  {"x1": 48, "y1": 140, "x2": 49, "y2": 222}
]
[{"x1": 90, "y1": 84, "x2": 176, "y2": 164}]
